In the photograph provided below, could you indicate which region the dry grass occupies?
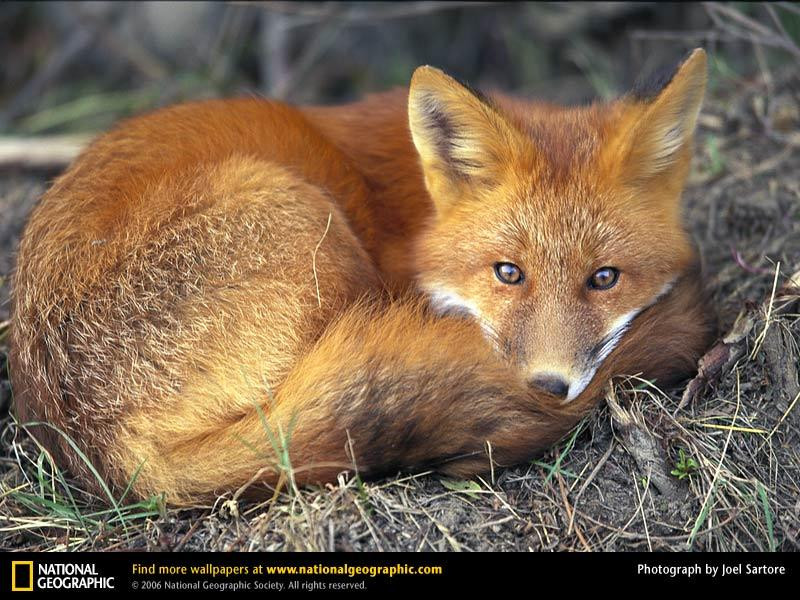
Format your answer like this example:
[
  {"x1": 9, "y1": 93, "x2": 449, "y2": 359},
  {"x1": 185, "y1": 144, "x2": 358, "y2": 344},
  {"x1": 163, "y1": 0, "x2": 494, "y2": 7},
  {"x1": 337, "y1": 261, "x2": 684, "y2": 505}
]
[{"x1": 0, "y1": 62, "x2": 798, "y2": 553}]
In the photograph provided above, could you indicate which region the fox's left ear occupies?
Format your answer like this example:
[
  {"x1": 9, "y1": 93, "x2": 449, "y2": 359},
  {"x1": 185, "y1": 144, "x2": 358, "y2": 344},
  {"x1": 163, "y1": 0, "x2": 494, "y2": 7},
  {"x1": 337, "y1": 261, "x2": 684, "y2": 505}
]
[{"x1": 616, "y1": 48, "x2": 707, "y2": 183}]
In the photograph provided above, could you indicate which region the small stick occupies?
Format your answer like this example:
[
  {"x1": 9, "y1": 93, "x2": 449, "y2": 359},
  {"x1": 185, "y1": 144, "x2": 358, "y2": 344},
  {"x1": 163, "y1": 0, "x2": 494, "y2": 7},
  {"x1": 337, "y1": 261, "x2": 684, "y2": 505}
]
[
  {"x1": 0, "y1": 135, "x2": 90, "y2": 170},
  {"x1": 311, "y1": 213, "x2": 333, "y2": 308},
  {"x1": 567, "y1": 439, "x2": 615, "y2": 534},
  {"x1": 557, "y1": 471, "x2": 592, "y2": 552},
  {"x1": 749, "y1": 262, "x2": 782, "y2": 360}
]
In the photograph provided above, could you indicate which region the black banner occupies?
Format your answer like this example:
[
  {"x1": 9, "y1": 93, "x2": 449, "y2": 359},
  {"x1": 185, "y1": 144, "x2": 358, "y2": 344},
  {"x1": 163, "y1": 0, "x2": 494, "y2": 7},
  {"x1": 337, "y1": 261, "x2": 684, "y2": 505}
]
[{"x1": 1, "y1": 552, "x2": 797, "y2": 594}]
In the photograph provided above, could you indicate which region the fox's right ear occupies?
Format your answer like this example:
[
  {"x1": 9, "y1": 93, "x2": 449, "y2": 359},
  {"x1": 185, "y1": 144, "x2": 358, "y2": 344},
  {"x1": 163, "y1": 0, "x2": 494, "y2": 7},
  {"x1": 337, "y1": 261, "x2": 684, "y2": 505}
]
[
  {"x1": 616, "y1": 48, "x2": 707, "y2": 184},
  {"x1": 408, "y1": 66, "x2": 520, "y2": 211}
]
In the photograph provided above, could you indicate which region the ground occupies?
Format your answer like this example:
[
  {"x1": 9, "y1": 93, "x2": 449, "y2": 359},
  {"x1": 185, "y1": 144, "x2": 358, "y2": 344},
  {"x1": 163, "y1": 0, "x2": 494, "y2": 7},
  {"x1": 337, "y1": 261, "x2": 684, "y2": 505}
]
[{"x1": 0, "y1": 68, "x2": 798, "y2": 552}]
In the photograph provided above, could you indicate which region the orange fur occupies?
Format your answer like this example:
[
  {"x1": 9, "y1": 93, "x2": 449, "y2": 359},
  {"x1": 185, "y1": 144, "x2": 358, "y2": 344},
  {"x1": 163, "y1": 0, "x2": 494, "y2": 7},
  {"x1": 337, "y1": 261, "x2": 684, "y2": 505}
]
[{"x1": 10, "y1": 50, "x2": 715, "y2": 504}]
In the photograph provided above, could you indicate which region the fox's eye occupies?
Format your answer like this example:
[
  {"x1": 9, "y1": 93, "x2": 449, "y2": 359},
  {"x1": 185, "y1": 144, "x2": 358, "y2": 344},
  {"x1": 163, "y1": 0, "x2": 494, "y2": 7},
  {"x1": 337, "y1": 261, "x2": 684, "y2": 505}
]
[
  {"x1": 494, "y1": 262, "x2": 524, "y2": 285},
  {"x1": 588, "y1": 267, "x2": 619, "y2": 290}
]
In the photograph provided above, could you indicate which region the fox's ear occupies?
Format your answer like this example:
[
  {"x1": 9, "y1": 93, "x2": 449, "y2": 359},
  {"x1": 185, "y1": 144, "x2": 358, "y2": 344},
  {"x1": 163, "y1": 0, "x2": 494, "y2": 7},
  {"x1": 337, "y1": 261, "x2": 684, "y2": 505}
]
[
  {"x1": 408, "y1": 66, "x2": 518, "y2": 209},
  {"x1": 619, "y1": 48, "x2": 707, "y2": 182}
]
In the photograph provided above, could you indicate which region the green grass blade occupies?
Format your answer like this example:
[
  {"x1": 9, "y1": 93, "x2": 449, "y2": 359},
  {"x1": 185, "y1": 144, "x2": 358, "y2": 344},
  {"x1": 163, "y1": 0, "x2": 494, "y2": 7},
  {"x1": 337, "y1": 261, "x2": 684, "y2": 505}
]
[
  {"x1": 20, "y1": 421, "x2": 128, "y2": 534},
  {"x1": 756, "y1": 483, "x2": 776, "y2": 552}
]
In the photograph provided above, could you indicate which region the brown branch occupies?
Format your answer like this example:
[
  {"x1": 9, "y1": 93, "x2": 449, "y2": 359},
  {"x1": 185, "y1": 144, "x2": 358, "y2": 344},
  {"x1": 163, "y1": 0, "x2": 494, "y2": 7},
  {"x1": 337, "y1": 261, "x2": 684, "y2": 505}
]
[
  {"x1": 0, "y1": 135, "x2": 91, "y2": 170},
  {"x1": 703, "y1": 2, "x2": 800, "y2": 60},
  {"x1": 248, "y1": 1, "x2": 497, "y2": 23}
]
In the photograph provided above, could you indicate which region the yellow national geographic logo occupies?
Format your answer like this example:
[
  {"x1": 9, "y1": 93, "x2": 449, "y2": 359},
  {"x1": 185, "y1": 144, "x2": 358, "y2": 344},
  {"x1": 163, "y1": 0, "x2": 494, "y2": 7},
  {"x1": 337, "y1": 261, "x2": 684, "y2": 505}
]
[
  {"x1": 10, "y1": 561, "x2": 113, "y2": 591},
  {"x1": 11, "y1": 561, "x2": 34, "y2": 592}
]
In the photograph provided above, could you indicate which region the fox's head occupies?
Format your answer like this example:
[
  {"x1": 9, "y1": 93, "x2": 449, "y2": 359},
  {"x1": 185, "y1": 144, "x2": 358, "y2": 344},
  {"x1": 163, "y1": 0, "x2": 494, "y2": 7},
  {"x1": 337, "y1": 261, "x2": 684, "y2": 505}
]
[{"x1": 409, "y1": 49, "x2": 707, "y2": 401}]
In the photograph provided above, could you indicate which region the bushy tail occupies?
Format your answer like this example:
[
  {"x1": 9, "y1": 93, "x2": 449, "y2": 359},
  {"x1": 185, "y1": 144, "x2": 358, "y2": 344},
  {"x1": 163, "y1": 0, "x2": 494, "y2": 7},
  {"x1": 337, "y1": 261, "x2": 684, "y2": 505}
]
[{"x1": 128, "y1": 300, "x2": 594, "y2": 505}]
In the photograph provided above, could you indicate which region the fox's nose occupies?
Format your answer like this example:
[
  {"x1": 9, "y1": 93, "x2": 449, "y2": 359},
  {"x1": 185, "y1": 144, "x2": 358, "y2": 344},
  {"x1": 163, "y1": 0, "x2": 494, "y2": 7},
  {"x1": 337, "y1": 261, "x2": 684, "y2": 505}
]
[{"x1": 529, "y1": 374, "x2": 570, "y2": 398}]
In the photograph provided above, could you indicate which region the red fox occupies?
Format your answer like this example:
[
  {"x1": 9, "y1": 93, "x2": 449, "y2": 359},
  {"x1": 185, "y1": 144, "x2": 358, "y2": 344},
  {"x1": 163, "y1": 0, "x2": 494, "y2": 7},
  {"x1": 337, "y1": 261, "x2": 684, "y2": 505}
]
[{"x1": 10, "y1": 49, "x2": 715, "y2": 505}]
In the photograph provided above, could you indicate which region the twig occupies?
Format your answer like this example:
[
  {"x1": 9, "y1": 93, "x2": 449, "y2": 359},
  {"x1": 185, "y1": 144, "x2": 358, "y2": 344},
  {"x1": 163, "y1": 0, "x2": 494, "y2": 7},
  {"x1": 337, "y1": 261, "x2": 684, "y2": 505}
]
[
  {"x1": 630, "y1": 29, "x2": 740, "y2": 43},
  {"x1": 486, "y1": 440, "x2": 495, "y2": 485},
  {"x1": 765, "y1": 389, "x2": 800, "y2": 443},
  {"x1": 606, "y1": 387, "x2": 684, "y2": 499},
  {"x1": 312, "y1": 213, "x2": 333, "y2": 308},
  {"x1": 687, "y1": 370, "x2": 742, "y2": 548},
  {"x1": 706, "y1": 2, "x2": 774, "y2": 38},
  {"x1": 703, "y1": 2, "x2": 800, "y2": 60},
  {"x1": 764, "y1": 3, "x2": 794, "y2": 45},
  {"x1": 271, "y1": 17, "x2": 346, "y2": 100},
  {"x1": 0, "y1": 29, "x2": 96, "y2": 128},
  {"x1": 252, "y1": 1, "x2": 496, "y2": 23},
  {"x1": 731, "y1": 247, "x2": 774, "y2": 276},
  {"x1": 173, "y1": 519, "x2": 202, "y2": 551},
  {"x1": 73, "y1": 4, "x2": 169, "y2": 80},
  {"x1": 749, "y1": 262, "x2": 782, "y2": 360},
  {"x1": 260, "y1": 9, "x2": 293, "y2": 97},
  {"x1": 576, "y1": 505, "x2": 744, "y2": 543},
  {"x1": 0, "y1": 135, "x2": 91, "y2": 170},
  {"x1": 475, "y1": 475, "x2": 521, "y2": 521},
  {"x1": 556, "y1": 471, "x2": 591, "y2": 552},
  {"x1": 567, "y1": 439, "x2": 615, "y2": 534},
  {"x1": 418, "y1": 505, "x2": 461, "y2": 552},
  {"x1": 777, "y1": 2, "x2": 800, "y2": 18},
  {"x1": 633, "y1": 469, "x2": 653, "y2": 552}
]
